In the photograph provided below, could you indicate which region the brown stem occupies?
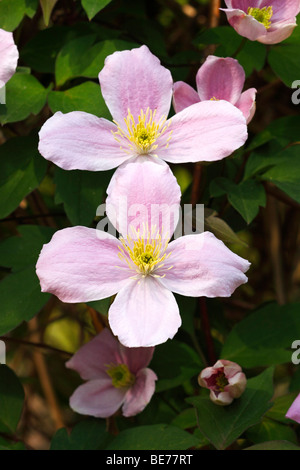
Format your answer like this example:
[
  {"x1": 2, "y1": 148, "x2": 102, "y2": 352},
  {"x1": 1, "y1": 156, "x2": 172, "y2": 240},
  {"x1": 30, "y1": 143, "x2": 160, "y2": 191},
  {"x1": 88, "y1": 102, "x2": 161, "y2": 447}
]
[
  {"x1": 265, "y1": 194, "x2": 286, "y2": 305},
  {"x1": 0, "y1": 336, "x2": 72, "y2": 357},
  {"x1": 199, "y1": 297, "x2": 216, "y2": 365},
  {"x1": 208, "y1": 0, "x2": 221, "y2": 28}
]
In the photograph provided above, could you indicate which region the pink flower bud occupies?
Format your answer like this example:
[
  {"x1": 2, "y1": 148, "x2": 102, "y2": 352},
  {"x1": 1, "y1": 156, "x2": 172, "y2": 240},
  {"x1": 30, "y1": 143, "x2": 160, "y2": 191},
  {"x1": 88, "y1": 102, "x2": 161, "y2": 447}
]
[{"x1": 198, "y1": 359, "x2": 247, "y2": 406}]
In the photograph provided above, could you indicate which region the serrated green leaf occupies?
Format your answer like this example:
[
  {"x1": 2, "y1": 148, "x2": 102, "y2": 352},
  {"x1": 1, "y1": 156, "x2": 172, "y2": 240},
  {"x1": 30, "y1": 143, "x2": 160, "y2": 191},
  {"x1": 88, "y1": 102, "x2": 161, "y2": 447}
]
[
  {"x1": 0, "y1": 366, "x2": 24, "y2": 434},
  {"x1": 221, "y1": 302, "x2": 300, "y2": 368},
  {"x1": 0, "y1": 0, "x2": 38, "y2": 31},
  {"x1": 0, "y1": 136, "x2": 47, "y2": 219},
  {"x1": 246, "y1": 417, "x2": 298, "y2": 445},
  {"x1": 50, "y1": 419, "x2": 111, "y2": 450},
  {"x1": 268, "y1": 26, "x2": 300, "y2": 87},
  {"x1": 48, "y1": 81, "x2": 111, "y2": 118},
  {"x1": 81, "y1": 0, "x2": 112, "y2": 20},
  {"x1": 106, "y1": 424, "x2": 199, "y2": 450},
  {"x1": 245, "y1": 440, "x2": 300, "y2": 450},
  {"x1": 0, "y1": 73, "x2": 49, "y2": 124}
]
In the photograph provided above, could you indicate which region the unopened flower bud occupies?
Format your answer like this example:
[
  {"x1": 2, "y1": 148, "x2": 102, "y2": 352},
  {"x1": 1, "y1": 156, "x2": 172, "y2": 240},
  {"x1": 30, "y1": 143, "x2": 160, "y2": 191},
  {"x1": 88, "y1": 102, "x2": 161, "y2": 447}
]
[{"x1": 198, "y1": 359, "x2": 247, "y2": 406}]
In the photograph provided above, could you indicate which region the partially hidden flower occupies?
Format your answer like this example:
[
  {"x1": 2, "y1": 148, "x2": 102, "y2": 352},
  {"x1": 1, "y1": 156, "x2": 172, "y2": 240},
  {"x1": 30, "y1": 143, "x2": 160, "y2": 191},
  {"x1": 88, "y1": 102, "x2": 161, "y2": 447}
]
[
  {"x1": 66, "y1": 328, "x2": 157, "y2": 418},
  {"x1": 221, "y1": 0, "x2": 300, "y2": 44},
  {"x1": 36, "y1": 158, "x2": 250, "y2": 348},
  {"x1": 0, "y1": 28, "x2": 19, "y2": 88},
  {"x1": 38, "y1": 45, "x2": 248, "y2": 171},
  {"x1": 198, "y1": 359, "x2": 247, "y2": 406},
  {"x1": 173, "y1": 55, "x2": 257, "y2": 124},
  {"x1": 286, "y1": 393, "x2": 300, "y2": 424}
]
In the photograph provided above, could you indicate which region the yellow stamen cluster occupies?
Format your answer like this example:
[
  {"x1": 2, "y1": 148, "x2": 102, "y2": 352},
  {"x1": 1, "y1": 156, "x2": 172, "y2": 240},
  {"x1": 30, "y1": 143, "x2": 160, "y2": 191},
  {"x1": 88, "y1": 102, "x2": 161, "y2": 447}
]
[
  {"x1": 106, "y1": 363, "x2": 135, "y2": 389},
  {"x1": 112, "y1": 108, "x2": 173, "y2": 155},
  {"x1": 215, "y1": 373, "x2": 229, "y2": 393},
  {"x1": 210, "y1": 97, "x2": 220, "y2": 101},
  {"x1": 247, "y1": 6, "x2": 273, "y2": 29},
  {"x1": 118, "y1": 225, "x2": 172, "y2": 277}
]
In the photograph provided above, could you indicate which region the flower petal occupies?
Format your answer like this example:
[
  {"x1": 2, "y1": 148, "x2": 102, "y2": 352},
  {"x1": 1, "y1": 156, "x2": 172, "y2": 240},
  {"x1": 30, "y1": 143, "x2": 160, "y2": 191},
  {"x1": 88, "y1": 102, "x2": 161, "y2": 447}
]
[
  {"x1": 122, "y1": 368, "x2": 157, "y2": 417},
  {"x1": 158, "y1": 100, "x2": 248, "y2": 164},
  {"x1": 257, "y1": 19, "x2": 298, "y2": 44},
  {"x1": 69, "y1": 379, "x2": 126, "y2": 418},
  {"x1": 66, "y1": 329, "x2": 123, "y2": 381},
  {"x1": 36, "y1": 226, "x2": 131, "y2": 302},
  {"x1": 0, "y1": 29, "x2": 18, "y2": 87},
  {"x1": 106, "y1": 156, "x2": 181, "y2": 239},
  {"x1": 260, "y1": 0, "x2": 300, "y2": 21},
  {"x1": 286, "y1": 393, "x2": 300, "y2": 424},
  {"x1": 221, "y1": 8, "x2": 267, "y2": 40},
  {"x1": 120, "y1": 344, "x2": 155, "y2": 375},
  {"x1": 99, "y1": 45, "x2": 173, "y2": 126},
  {"x1": 172, "y1": 81, "x2": 200, "y2": 113},
  {"x1": 235, "y1": 88, "x2": 257, "y2": 123},
  {"x1": 38, "y1": 111, "x2": 130, "y2": 171},
  {"x1": 196, "y1": 56, "x2": 245, "y2": 104},
  {"x1": 158, "y1": 232, "x2": 250, "y2": 297},
  {"x1": 109, "y1": 277, "x2": 181, "y2": 347}
]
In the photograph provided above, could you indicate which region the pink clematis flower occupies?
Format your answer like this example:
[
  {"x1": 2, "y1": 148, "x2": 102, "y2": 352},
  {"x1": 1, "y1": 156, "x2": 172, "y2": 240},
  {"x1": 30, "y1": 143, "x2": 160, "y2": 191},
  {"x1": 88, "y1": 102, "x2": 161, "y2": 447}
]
[
  {"x1": 286, "y1": 393, "x2": 300, "y2": 424},
  {"x1": 173, "y1": 56, "x2": 257, "y2": 124},
  {"x1": 38, "y1": 45, "x2": 248, "y2": 171},
  {"x1": 0, "y1": 28, "x2": 19, "y2": 88},
  {"x1": 36, "y1": 159, "x2": 250, "y2": 348},
  {"x1": 66, "y1": 328, "x2": 157, "y2": 418},
  {"x1": 198, "y1": 359, "x2": 247, "y2": 406},
  {"x1": 221, "y1": 0, "x2": 300, "y2": 44}
]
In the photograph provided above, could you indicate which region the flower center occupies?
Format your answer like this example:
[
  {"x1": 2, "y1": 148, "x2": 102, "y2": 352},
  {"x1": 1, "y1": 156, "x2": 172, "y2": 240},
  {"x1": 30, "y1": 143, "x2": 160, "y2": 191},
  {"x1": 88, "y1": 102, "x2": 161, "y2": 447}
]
[
  {"x1": 210, "y1": 97, "x2": 219, "y2": 101},
  {"x1": 118, "y1": 225, "x2": 172, "y2": 277},
  {"x1": 112, "y1": 108, "x2": 173, "y2": 156},
  {"x1": 106, "y1": 363, "x2": 135, "y2": 388},
  {"x1": 215, "y1": 372, "x2": 229, "y2": 393},
  {"x1": 247, "y1": 6, "x2": 273, "y2": 29}
]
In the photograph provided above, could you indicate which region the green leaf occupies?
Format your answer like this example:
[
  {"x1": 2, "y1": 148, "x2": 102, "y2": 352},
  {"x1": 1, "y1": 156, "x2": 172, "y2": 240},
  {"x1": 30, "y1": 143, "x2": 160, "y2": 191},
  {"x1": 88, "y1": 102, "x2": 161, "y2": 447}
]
[
  {"x1": 0, "y1": 73, "x2": 49, "y2": 124},
  {"x1": 55, "y1": 37, "x2": 138, "y2": 86},
  {"x1": 0, "y1": 0, "x2": 38, "y2": 31},
  {"x1": 0, "y1": 225, "x2": 55, "y2": 271},
  {"x1": 246, "y1": 417, "x2": 298, "y2": 445},
  {"x1": 54, "y1": 168, "x2": 112, "y2": 226},
  {"x1": 0, "y1": 136, "x2": 47, "y2": 219},
  {"x1": 106, "y1": 424, "x2": 199, "y2": 450},
  {"x1": 50, "y1": 419, "x2": 111, "y2": 450},
  {"x1": 0, "y1": 365, "x2": 24, "y2": 433},
  {"x1": 150, "y1": 339, "x2": 203, "y2": 392},
  {"x1": 245, "y1": 440, "x2": 300, "y2": 450},
  {"x1": 171, "y1": 408, "x2": 198, "y2": 430},
  {"x1": 268, "y1": 26, "x2": 300, "y2": 87},
  {"x1": 0, "y1": 266, "x2": 50, "y2": 335},
  {"x1": 259, "y1": 146, "x2": 300, "y2": 204},
  {"x1": 195, "y1": 26, "x2": 266, "y2": 76},
  {"x1": 266, "y1": 393, "x2": 299, "y2": 424},
  {"x1": 40, "y1": 0, "x2": 59, "y2": 26},
  {"x1": 210, "y1": 177, "x2": 266, "y2": 224},
  {"x1": 48, "y1": 81, "x2": 111, "y2": 118},
  {"x1": 187, "y1": 368, "x2": 274, "y2": 450},
  {"x1": 221, "y1": 302, "x2": 300, "y2": 368},
  {"x1": 81, "y1": 0, "x2": 112, "y2": 20}
]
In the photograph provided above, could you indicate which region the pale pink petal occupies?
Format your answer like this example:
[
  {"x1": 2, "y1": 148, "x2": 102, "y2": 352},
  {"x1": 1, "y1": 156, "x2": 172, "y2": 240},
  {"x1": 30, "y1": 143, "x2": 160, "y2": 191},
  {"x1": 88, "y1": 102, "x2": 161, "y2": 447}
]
[
  {"x1": 98, "y1": 45, "x2": 173, "y2": 126},
  {"x1": 221, "y1": 360, "x2": 242, "y2": 378},
  {"x1": 66, "y1": 329, "x2": 123, "y2": 381},
  {"x1": 230, "y1": 0, "x2": 260, "y2": 9},
  {"x1": 106, "y1": 156, "x2": 181, "y2": 239},
  {"x1": 172, "y1": 81, "x2": 200, "y2": 113},
  {"x1": 257, "y1": 20, "x2": 298, "y2": 44},
  {"x1": 227, "y1": 372, "x2": 247, "y2": 398},
  {"x1": 158, "y1": 232, "x2": 250, "y2": 297},
  {"x1": 120, "y1": 345, "x2": 155, "y2": 374},
  {"x1": 235, "y1": 88, "x2": 257, "y2": 123},
  {"x1": 122, "y1": 368, "x2": 157, "y2": 417},
  {"x1": 158, "y1": 100, "x2": 248, "y2": 164},
  {"x1": 260, "y1": 0, "x2": 300, "y2": 21},
  {"x1": 210, "y1": 390, "x2": 234, "y2": 406},
  {"x1": 36, "y1": 227, "x2": 131, "y2": 303},
  {"x1": 0, "y1": 29, "x2": 18, "y2": 87},
  {"x1": 69, "y1": 379, "x2": 126, "y2": 418},
  {"x1": 196, "y1": 56, "x2": 245, "y2": 104},
  {"x1": 38, "y1": 111, "x2": 131, "y2": 171},
  {"x1": 286, "y1": 394, "x2": 300, "y2": 424},
  {"x1": 221, "y1": 8, "x2": 268, "y2": 40},
  {"x1": 109, "y1": 277, "x2": 181, "y2": 347}
]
